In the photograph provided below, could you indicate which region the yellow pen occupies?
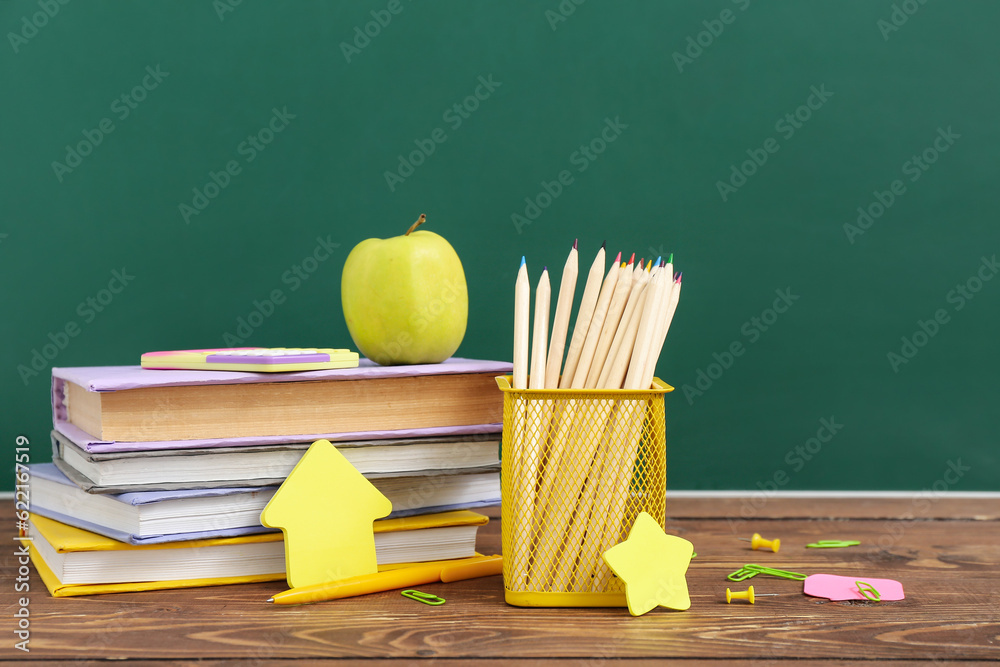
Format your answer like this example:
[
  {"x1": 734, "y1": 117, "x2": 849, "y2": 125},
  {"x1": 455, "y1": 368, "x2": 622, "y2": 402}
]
[{"x1": 266, "y1": 554, "x2": 503, "y2": 605}]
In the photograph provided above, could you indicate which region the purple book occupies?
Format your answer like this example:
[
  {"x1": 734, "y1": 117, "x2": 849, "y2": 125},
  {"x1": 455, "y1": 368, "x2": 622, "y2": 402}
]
[{"x1": 52, "y1": 357, "x2": 511, "y2": 453}]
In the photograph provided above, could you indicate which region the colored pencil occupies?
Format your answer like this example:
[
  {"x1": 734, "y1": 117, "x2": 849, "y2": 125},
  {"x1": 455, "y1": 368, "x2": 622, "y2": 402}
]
[
  {"x1": 585, "y1": 253, "x2": 635, "y2": 388},
  {"x1": 570, "y1": 252, "x2": 622, "y2": 388},
  {"x1": 597, "y1": 259, "x2": 652, "y2": 389},
  {"x1": 513, "y1": 257, "x2": 530, "y2": 390},
  {"x1": 529, "y1": 268, "x2": 550, "y2": 389},
  {"x1": 559, "y1": 243, "x2": 605, "y2": 388},
  {"x1": 545, "y1": 241, "x2": 579, "y2": 389}
]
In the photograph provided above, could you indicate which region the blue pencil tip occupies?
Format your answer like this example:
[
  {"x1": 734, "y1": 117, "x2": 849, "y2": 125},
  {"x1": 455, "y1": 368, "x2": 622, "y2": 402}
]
[
  {"x1": 654, "y1": 256, "x2": 662, "y2": 266},
  {"x1": 520, "y1": 256, "x2": 525, "y2": 267}
]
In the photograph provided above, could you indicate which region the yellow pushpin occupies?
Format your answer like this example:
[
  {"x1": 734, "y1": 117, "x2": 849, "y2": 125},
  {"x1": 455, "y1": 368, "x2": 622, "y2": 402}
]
[
  {"x1": 739, "y1": 533, "x2": 780, "y2": 552},
  {"x1": 725, "y1": 585, "x2": 778, "y2": 604}
]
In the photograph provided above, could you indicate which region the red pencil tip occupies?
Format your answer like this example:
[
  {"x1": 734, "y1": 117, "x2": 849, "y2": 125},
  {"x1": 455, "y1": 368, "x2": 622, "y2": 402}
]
[{"x1": 628, "y1": 253, "x2": 635, "y2": 265}]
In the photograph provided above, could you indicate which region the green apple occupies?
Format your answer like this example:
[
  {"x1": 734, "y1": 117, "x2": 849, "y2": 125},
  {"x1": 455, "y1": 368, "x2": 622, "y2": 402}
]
[{"x1": 341, "y1": 215, "x2": 468, "y2": 365}]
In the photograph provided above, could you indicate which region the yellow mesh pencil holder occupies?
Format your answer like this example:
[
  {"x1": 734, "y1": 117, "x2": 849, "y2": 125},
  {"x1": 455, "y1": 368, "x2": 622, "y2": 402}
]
[{"x1": 496, "y1": 375, "x2": 672, "y2": 607}]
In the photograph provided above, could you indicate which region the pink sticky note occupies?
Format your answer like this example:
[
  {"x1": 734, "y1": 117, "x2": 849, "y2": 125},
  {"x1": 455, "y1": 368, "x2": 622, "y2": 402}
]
[{"x1": 804, "y1": 574, "x2": 905, "y2": 601}]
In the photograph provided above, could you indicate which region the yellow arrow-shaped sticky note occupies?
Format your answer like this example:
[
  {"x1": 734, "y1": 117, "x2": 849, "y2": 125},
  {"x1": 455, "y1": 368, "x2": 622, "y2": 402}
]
[{"x1": 261, "y1": 439, "x2": 392, "y2": 588}]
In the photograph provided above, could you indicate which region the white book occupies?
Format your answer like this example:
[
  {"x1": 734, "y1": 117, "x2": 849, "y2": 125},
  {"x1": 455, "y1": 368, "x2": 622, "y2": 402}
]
[
  {"x1": 33, "y1": 462, "x2": 500, "y2": 544},
  {"x1": 51, "y1": 429, "x2": 500, "y2": 492}
]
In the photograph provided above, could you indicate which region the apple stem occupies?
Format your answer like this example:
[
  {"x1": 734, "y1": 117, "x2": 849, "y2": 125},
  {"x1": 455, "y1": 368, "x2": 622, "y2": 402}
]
[{"x1": 405, "y1": 214, "x2": 427, "y2": 236}]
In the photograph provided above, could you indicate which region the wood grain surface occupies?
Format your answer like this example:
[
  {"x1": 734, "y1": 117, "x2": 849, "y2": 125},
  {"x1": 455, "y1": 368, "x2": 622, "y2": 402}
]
[{"x1": 3, "y1": 498, "x2": 998, "y2": 663}]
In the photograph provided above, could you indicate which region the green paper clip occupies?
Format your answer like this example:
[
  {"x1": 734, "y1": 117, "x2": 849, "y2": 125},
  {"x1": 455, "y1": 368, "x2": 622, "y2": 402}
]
[
  {"x1": 806, "y1": 540, "x2": 861, "y2": 548},
  {"x1": 748, "y1": 565, "x2": 807, "y2": 581},
  {"x1": 401, "y1": 589, "x2": 445, "y2": 605},
  {"x1": 728, "y1": 564, "x2": 807, "y2": 581},
  {"x1": 855, "y1": 581, "x2": 881, "y2": 602},
  {"x1": 726, "y1": 566, "x2": 759, "y2": 582}
]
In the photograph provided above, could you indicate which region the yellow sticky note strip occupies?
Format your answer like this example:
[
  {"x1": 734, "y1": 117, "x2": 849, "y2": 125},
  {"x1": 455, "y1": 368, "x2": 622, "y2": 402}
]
[
  {"x1": 261, "y1": 439, "x2": 392, "y2": 588},
  {"x1": 602, "y1": 512, "x2": 694, "y2": 616}
]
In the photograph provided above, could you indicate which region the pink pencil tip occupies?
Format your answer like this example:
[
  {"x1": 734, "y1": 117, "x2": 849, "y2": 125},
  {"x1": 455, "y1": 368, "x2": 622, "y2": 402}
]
[
  {"x1": 614, "y1": 251, "x2": 622, "y2": 263},
  {"x1": 628, "y1": 253, "x2": 635, "y2": 265}
]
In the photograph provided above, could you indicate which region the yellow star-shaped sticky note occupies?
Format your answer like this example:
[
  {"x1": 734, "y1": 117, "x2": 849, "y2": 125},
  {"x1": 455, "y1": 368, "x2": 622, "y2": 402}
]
[{"x1": 602, "y1": 512, "x2": 694, "y2": 616}]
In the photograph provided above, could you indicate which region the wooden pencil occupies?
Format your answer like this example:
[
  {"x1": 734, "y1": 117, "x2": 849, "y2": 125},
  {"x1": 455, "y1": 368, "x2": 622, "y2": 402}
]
[
  {"x1": 646, "y1": 272, "x2": 682, "y2": 385},
  {"x1": 570, "y1": 252, "x2": 622, "y2": 388},
  {"x1": 597, "y1": 259, "x2": 652, "y2": 389},
  {"x1": 545, "y1": 241, "x2": 578, "y2": 389},
  {"x1": 512, "y1": 257, "x2": 530, "y2": 390},
  {"x1": 585, "y1": 253, "x2": 635, "y2": 388},
  {"x1": 623, "y1": 264, "x2": 668, "y2": 391},
  {"x1": 529, "y1": 268, "x2": 550, "y2": 389},
  {"x1": 559, "y1": 243, "x2": 605, "y2": 389}
]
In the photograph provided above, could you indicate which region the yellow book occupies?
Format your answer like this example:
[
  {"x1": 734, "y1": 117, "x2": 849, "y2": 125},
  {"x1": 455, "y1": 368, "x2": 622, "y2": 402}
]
[{"x1": 28, "y1": 510, "x2": 489, "y2": 597}]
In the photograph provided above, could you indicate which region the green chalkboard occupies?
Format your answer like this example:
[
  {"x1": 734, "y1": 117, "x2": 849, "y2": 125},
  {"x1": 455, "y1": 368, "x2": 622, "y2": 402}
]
[{"x1": 3, "y1": 0, "x2": 998, "y2": 492}]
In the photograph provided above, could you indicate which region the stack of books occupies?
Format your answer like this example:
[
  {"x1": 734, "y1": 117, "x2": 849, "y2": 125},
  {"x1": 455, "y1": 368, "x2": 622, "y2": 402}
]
[{"x1": 29, "y1": 357, "x2": 510, "y2": 596}]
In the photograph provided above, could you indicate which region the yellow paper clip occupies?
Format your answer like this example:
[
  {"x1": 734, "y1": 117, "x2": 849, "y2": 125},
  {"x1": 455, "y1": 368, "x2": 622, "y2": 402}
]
[
  {"x1": 739, "y1": 533, "x2": 780, "y2": 552},
  {"x1": 401, "y1": 589, "x2": 445, "y2": 606}
]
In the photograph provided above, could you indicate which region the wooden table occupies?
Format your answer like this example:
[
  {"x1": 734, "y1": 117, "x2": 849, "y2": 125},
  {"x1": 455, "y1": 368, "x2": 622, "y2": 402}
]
[{"x1": 4, "y1": 497, "x2": 999, "y2": 665}]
